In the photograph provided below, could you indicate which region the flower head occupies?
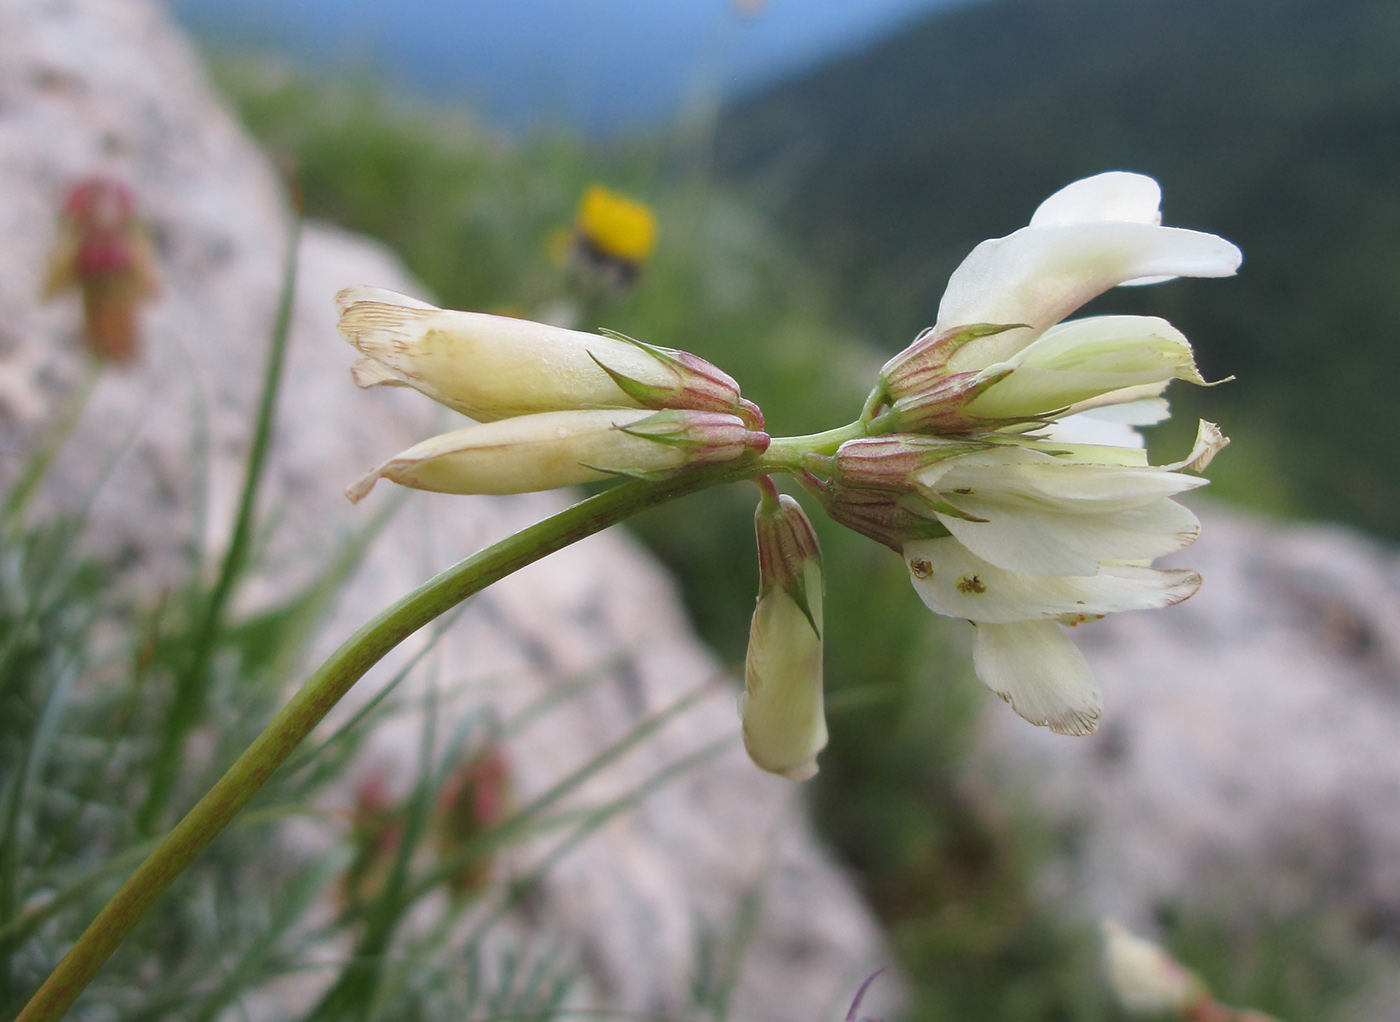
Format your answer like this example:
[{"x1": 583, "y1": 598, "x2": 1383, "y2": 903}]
[
  {"x1": 567, "y1": 184, "x2": 658, "y2": 297},
  {"x1": 43, "y1": 176, "x2": 159, "y2": 364},
  {"x1": 739, "y1": 486, "x2": 826, "y2": 780}
]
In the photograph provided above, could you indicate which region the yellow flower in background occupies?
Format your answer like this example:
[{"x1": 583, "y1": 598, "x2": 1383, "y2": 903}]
[{"x1": 577, "y1": 184, "x2": 657, "y2": 265}]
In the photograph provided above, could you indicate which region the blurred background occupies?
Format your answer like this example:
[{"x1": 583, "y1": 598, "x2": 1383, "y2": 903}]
[
  {"x1": 159, "y1": 0, "x2": 1400, "y2": 1016},
  {"x1": 10, "y1": 0, "x2": 1400, "y2": 1013}
]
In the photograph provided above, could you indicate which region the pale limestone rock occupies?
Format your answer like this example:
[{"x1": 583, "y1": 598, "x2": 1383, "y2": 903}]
[
  {"x1": 973, "y1": 501, "x2": 1400, "y2": 963},
  {"x1": 0, "y1": 1, "x2": 889, "y2": 1018}
]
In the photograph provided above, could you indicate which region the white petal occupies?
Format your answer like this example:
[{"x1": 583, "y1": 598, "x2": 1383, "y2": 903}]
[
  {"x1": 938, "y1": 223, "x2": 1242, "y2": 372},
  {"x1": 335, "y1": 285, "x2": 436, "y2": 314},
  {"x1": 1033, "y1": 411, "x2": 1147, "y2": 449},
  {"x1": 904, "y1": 537, "x2": 1201, "y2": 623},
  {"x1": 972, "y1": 621, "x2": 1102, "y2": 735},
  {"x1": 1029, "y1": 172, "x2": 1162, "y2": 227},
  {"x1": 1160, "y1": 419, "x2": 1230, "y2": 473},
  {"x1": 920, "y1": 446, "x2": 1205, "y2": 512},
  {"x1": 936, "y1": 497, "x2": 1202, "y2": 576},
  {"x1": 349, "y1": 357, "x2": 411, "y2": 389}
]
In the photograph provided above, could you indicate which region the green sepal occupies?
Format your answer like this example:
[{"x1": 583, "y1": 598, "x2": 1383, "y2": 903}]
[{"x1": 588, "y1": 351, "x2": 676, "y2": 406}]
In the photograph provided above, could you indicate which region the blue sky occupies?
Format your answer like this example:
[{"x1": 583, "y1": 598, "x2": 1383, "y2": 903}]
[{"x1": 171, "y1": 0, "x2": 972, "y2": 132}]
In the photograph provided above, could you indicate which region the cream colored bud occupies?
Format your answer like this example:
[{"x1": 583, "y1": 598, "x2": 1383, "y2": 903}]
[
  {"x1": 1101, "y1": 920, "x2": 1210, "y2": 1016},
  {"x1": 347, "y1": 409, "x2": 763, "y2": 502},
  {"x1": 336, "y1": 287, "x2": 759, "y2": 425},
  {"x1": 740, "y1": 494, "x2": 827, "y2": 780}
]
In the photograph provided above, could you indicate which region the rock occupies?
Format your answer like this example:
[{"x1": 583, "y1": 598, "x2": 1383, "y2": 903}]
[
  {"x1": 972, "y1": 500, "x2": 1400, "y2": 953},
  {"x1": 0, "y1": 1, "x2": 889, "y2": 1018}
]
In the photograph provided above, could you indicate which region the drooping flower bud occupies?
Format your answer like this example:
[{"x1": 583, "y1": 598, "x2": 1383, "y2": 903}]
[
  {"x1": 43, "y1": 177, "x2": 159, "y2": 364},
  {"x1": 336, "y1": 288, "x2": 761, "y2": 427},
  {"x1": 346, "y1": 408, "x2": 767, "y2": 502},
  {"x1": 739, "y1": 489, "x2": 826, "y2": 780}
]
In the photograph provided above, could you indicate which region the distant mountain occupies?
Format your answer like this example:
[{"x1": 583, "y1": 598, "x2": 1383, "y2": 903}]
[
  {"x1": 172, "y1": 0, "x2": 970, "y2": 132},
  {"x1": 715, "y1": 0, "x2": 1400, "y2": 536}
]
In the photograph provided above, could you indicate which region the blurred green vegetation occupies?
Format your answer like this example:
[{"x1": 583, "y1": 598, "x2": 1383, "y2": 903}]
[
  {"x1": 713, "y1": 0, "x2": 1400, "y2": 540},
  {"x1": 205, "y1": 37, "x2": 1370, "y2": 1021}
]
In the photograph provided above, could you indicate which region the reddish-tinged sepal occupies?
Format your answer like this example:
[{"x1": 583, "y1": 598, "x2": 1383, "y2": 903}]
[
  {"x1": 754, "y1": 489, "x2": 823, "y2": 633},
  {"x1": 816, "y1": 480, "x2": 950, "y2": 553},
  {"x1": 833, "y1": 435, "x2": 993, "y2": 490},
  {"x1": 594, "y1": 329, "x2": 765, "y2": 430},
  {"x1": 873, "y1": 322, "x2": 1025, "y2": 411},
  {"x1": 607, "y1": 409, "x2": 769, "y2": 480}
]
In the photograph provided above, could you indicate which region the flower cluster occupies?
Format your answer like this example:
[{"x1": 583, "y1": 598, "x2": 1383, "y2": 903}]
[
  {"x1": 810, "y1": 172, "x2": 1238, "y2": 736},
  {"x1": 339, "y1": 171, "x2": 1240, "y2": 779}
]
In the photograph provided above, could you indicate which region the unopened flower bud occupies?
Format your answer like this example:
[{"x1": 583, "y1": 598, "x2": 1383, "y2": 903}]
[
  {"x1": 337, "y1": 287, "x2": 760, "y2": 427},
  {"x1": 962, "y1": 315, "x2": 1211, "y2": 422},
  {"x1": 740, "y1": 491, "x2": 826, "y2": 780},
  {"x1": 833, "y1": 435, "x2": 992, "y2": 491},
  {"x1": 43, "y1": 177, "x2": 159, "y2": 364},
  {"x1": 1101, "y1": 920, "x2": 1211, "y2": 1017},
  {"x1": 819, "y1": 482, "x2": 949, "y2": 553},
  {"x1": 436, "y1": 747, "x2": 511, "y2": 896},
  {"x1": 346, "y1": 408, "x2": 767, "y2": 502}
]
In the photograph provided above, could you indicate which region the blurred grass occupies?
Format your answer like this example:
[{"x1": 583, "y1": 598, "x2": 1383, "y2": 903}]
[{"x1": 0, "y1": 233, "x2": 744, "y2": 1022}]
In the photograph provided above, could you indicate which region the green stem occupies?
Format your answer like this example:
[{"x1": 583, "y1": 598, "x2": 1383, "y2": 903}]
[
  {"x1": 13, "y1": 467, "x2": 730, "y2": 1022},
  {"x1": 760, "y1": 420, "x2": 869, "y2": 470}
]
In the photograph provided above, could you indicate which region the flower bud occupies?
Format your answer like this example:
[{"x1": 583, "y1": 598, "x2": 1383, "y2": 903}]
[
  {"x1": 833, "y1": 435, "x2": 992, "y2": 491},
  {"x1": 43, "y1": 177, "x2": 159, "y2": 364},
  {"x1": 1101, "y1": 920, "x2": 1211, "y2": 1017},
  {"x1": 830, "y1": 435, "x2": 995, "y2": 524},
  {"x1": 740, "y1": 492, "x2": 827, "y2": 780},
  {"x1": 346, "y1": 408, "x2": 767, "y2": 502},
  {"x1": 867, "y1": 323, "x2": 1024, "y2": 431},
  {"x1": 962, "y1": 315, "x2": 1210, "y2": 422},
  {"x1": 337, "y1": 287, "x2": 761, "y2": 427},
  {"x1": 819, "y1": 482, "x2": 948, "y2": 553}
]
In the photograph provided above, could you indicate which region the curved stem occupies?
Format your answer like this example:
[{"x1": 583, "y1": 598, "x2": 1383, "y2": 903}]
[
  {"x1": 14, "y1": 467, "x2": 730, "y2": 1022},
  {"x1": 760, "y1": 420, "x2": 868, "y2": 470}
]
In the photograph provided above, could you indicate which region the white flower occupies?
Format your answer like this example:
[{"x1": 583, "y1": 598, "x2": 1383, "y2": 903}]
[
  {"x1": 852, "y1": 173, "x2": 1240, "y2": 735},
  {"x1": 740, "y1": 493, "x2": 827, "y2": 780}
]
